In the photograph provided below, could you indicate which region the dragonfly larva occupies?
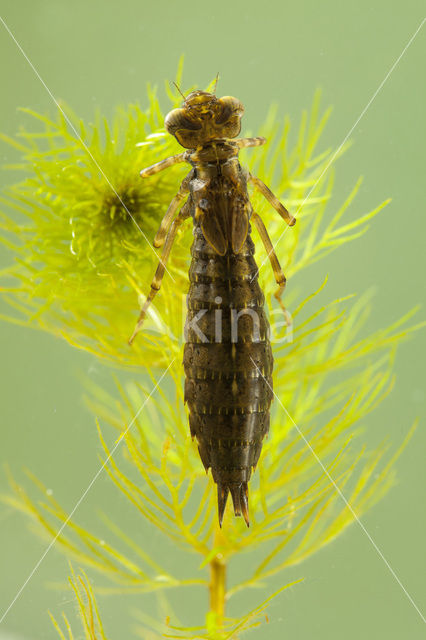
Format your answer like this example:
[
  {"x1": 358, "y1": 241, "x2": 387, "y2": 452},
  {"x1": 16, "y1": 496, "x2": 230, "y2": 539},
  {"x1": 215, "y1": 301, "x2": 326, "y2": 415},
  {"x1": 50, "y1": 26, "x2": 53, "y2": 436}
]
[{"x1": 129, "y1": 87, "x2": 295, "y2": 526}]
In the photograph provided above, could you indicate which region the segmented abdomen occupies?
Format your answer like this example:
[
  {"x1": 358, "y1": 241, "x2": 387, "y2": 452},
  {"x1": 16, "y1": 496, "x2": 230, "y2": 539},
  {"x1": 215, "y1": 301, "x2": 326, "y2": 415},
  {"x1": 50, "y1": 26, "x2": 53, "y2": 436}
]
[{"x1": 183, "y1": 224, "x2": 273, "y2": 525}]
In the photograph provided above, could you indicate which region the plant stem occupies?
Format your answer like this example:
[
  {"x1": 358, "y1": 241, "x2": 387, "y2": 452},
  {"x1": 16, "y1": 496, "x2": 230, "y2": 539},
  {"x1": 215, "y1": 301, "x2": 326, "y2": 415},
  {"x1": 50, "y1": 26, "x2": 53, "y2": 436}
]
[{"x1": 209, "y1": 552, "x2": 226, "y2": 628}]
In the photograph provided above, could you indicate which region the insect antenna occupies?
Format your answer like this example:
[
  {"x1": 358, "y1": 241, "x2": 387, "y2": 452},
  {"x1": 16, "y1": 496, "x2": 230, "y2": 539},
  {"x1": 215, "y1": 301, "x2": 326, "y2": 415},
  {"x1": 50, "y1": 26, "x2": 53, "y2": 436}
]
[
  {"x1": 173, "y1": 81, "x2": 186, "y2": 101},
  {"x1": 213, "y1": 72, "x2": 219, "y2": 95}
]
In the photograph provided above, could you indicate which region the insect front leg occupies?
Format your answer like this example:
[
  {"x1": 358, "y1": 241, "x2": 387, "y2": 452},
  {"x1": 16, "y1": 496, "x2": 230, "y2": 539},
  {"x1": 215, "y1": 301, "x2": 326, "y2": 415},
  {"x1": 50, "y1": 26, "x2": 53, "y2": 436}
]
[
  {"x1": 139, "y1": 152, "x2": 188, "y2": 178},
  {"x1": 235, "y1": 136, "x2": 267, "y2": 149},
  {"x1": 128, "y1": 203, "x2": 189, "y2": 345},
  {"x1": 153, "y1": 171, "x2": 194, "y2": 248},
  {"x1": 249, "y1": 174, "x2": 296, "y2": 227},
  {"x1": 251, "y1": 211, "x2": 292, "y2": 328}
]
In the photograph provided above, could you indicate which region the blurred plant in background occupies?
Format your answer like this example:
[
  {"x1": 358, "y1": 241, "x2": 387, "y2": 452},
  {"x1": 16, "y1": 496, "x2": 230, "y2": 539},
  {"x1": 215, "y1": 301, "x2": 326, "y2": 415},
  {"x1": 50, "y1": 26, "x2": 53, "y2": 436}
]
[{"x1": 0, "y1": 64, "x2": 422, "y2": 638}]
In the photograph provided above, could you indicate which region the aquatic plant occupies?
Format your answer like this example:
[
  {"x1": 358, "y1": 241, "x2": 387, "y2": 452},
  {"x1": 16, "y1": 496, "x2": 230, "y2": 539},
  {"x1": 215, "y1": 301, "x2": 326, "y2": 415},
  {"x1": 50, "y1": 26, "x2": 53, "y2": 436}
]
[{"x1": 0, "y1": 65, "x2": 421, "y2": 638}]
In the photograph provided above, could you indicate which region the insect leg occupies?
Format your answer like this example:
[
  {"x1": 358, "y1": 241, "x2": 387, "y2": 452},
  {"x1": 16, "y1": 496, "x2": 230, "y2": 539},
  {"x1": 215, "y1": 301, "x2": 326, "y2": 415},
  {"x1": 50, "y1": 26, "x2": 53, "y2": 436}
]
[
  {"x1": 252, "y1": 211, "x2": 292, "y2": 327},
  {"x1": 128, "y1": 204, "x2": 190, "y2": 345},
  {"x1": 249, "y1": 174, "x2": 296, "y2": 227},
  {"x1": 139, "y1": 152, "x2": 187, "y2": 178},
  {"x1": 153, "y1": 171, "x2": 194, "y2": 248},
  {"x1": 235, "y1": 136, "x2": 267, "y2": 149}
]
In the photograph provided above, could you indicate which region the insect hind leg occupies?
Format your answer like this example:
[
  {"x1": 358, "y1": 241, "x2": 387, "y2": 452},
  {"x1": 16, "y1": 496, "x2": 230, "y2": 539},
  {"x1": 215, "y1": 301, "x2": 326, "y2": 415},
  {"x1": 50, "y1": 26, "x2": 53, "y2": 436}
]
[
  {"x1": 252, "y1": 211, "x2": 292, "y2": 330},
  {"x1": 128, "y1": 203, "x2": 189, "y2": 345}
]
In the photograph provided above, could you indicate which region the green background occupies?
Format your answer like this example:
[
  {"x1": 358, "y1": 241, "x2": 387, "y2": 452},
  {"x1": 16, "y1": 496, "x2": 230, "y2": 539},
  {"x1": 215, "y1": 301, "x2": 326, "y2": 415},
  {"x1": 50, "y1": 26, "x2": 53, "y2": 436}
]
[{"x1": 0, "y1": 0, "x2": 425, "y2": 638}]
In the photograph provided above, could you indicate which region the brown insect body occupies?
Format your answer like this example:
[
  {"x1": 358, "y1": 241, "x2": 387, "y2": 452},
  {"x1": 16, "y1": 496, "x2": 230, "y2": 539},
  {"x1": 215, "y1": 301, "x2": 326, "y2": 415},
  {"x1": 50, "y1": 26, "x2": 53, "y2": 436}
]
[
  {"x1": 184, "y1": 144, "x2": 273, "y2": 526},
  {"x1": 130, "y1": 89, "x2": 295, "y2": 527}
]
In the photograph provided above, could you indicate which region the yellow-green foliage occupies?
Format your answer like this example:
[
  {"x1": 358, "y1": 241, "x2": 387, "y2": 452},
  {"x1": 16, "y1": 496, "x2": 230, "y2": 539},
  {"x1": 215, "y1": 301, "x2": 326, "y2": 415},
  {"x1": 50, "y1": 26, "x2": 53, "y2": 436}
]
[
  {"x1": 0, "y1": 67, "x2": 422, "y2": 639},
  {"x1": 48, "y1": 567, "x2": 108, "y2": 640}
]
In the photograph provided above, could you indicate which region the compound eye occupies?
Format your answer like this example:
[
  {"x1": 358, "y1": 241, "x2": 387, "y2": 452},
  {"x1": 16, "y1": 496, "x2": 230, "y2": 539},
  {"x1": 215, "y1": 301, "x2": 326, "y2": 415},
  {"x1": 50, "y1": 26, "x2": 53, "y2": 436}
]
[
  {"x1": 215, "y1": 96, "x2": 244, "y2": 125},
  {"x1": 165, "y1": 108, "x2": 202, "y2": 135}
]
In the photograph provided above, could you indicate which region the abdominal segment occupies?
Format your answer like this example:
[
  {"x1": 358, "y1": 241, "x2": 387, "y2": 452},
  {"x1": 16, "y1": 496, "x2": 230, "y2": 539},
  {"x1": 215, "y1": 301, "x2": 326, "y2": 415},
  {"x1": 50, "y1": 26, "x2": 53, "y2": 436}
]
[{"x1": 183, "y1": 225, "x2": 273, "y2": 526}]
